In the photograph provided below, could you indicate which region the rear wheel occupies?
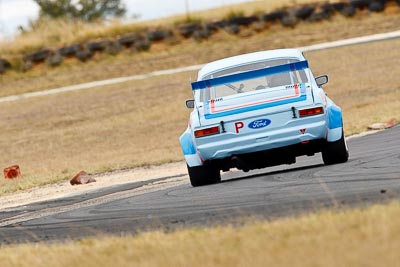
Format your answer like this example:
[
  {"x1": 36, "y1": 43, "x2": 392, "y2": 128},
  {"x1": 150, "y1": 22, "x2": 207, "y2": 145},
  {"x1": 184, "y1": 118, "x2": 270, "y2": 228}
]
[
  {"x1": 322, "y1": 132, "x2": 349, "y2": 165},
  {"x1": 187, "y1": 164, "x2": 221, "y2": 187}
]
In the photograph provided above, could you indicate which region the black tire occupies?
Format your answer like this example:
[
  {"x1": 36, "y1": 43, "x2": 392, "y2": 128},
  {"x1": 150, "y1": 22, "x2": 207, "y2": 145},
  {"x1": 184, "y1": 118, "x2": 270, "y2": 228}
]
[
  {"x1": 322, "y1": 132, "x2": 349, "y2": 165},
  {"x1": 187, "y1": 164, "x2": 221, "y2": 187},
  {"x1": 340, "y1": 5, "x2": 356, "y2": 17},
  {"x1": 368, "y1": 2, "x2": 384, "y2": 12}
]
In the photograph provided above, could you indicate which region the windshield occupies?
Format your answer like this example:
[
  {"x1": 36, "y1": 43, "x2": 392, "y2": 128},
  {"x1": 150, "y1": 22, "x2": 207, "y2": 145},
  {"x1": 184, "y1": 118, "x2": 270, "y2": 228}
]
[{"x1": 199, "y1": 58, "x2": 309, "y2": 102}]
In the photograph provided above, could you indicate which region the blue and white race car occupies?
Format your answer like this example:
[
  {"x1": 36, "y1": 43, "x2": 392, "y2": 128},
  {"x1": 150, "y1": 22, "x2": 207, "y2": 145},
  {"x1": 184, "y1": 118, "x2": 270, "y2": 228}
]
[{"x1": 180, "y1": 49, "x2": 348, "y2": 187}]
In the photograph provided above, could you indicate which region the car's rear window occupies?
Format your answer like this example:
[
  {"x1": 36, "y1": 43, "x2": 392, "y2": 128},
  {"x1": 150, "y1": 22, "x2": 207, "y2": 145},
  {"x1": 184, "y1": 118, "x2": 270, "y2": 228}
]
[{"x1": 200, "y1": 58, "x2": 309, "y2": 102}]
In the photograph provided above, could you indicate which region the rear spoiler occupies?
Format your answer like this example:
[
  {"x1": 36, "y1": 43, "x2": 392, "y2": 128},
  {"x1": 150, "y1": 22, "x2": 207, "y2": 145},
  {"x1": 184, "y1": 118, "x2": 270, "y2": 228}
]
[{"x1": 191, "y1": 60, "x2": 309, "y2": 91}]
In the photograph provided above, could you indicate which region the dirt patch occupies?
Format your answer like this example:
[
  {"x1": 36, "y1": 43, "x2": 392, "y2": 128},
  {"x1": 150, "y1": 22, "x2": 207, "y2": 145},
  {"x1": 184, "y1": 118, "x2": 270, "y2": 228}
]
[{"x1": 0, "y1": 162, "x2": 187, "y2": 210}]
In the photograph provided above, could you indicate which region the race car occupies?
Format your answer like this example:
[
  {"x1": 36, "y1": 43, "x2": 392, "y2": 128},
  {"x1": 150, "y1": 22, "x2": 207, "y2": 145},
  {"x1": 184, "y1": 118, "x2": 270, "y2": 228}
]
[{"x1": 180, "y1": 49, "x2": 348, "y2": 187}]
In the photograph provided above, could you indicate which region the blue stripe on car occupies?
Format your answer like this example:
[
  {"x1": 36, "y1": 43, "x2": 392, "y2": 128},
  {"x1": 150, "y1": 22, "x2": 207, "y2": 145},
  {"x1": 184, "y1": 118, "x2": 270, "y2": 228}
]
[
  {"x1": 179, "y1": 132, "x2": 196, "y2": 155},
  {"x1": 327, "y1": 105, "x2": 343, "y2": 129},
  {"x1": 192, "y1": 60, "x2": 309, "y2": 91}
]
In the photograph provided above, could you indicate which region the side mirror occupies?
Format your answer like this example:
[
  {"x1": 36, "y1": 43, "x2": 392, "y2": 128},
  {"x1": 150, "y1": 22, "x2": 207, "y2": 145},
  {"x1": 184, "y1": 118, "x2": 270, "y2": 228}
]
[
  {"x1": 315, "y1": 75, "x2": 328, "y2": 87},
  {"x1": 185, "y1": 99, "x2": 195, "y2": 109}
]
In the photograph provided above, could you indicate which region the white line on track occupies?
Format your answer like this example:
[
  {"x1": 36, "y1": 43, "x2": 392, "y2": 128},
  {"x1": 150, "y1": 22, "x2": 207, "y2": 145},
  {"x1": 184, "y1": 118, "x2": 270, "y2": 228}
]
[{"x1": 1, "y1": 30, "x2": 400, "y2": 103}]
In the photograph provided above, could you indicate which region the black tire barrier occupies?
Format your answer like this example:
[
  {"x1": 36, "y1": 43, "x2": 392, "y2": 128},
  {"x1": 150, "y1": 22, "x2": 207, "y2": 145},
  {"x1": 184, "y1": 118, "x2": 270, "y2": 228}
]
[
  {"x1": 350, "y1": 0, "x2": 373, "y2": 10},
  {"x1": 0, "y1": 58, "x2": 11, "y2": 74},
  {"x1": 75, "y1": 46, "x2": 93, "y2": 62},
  {"x1": 281, "y1": 15, "x2": 297, "y2": 28},
  {"x1": 87, "y1": 40, "x2": 109, "y2": 53},
  {"x1": 47, "y1": 51, "x2": 64, "y2": 67},
  {"x1": 118, "y1": 33, "x2": 142, "y2": 47},
  {"x1": 23, "y1": 49, "x2": 51, "y2": 63},
  {"x1": 305, "y1": 2, "x2": 346, "y2": 22},
  {"x1": 132, "y1": 39, "x2": 151, "y2": 52},
  {"x1": 0, "y1": 58, "x2": 11, "y2": 68},
  {"x1": 147, "y1": 29, "x2": 173, "y2": 42},
  {"x1": 205, "y1": 20, "x2": 227, "y2": 32},
  {"x1": 228, "y1": 15, "x2": 259, "y2": 26},
  {"x1": 321, "y1": 3, "x2": 333, "y2": 13},
  {"x1": 5, "y1": 0, "x2": 400, "y2": 73},
  {"x1": 308, "y1": 10, "x2": 331, "y2": 22},
  {"x1": 332, "y1": 2, "x2": 347, "y2": 11},
  {"x1": 341, "y1": 5, "x2": 357, "y2": 17},
  {"x1": 261, "y1": 10, "x2": 289, "y2": 22},
  {"x1": 105, "y1": 41, "x2": 123, "y2": 55},
  {"x1": 369, "y1": 1, "x2": 385, "y2": 12},
  {"x1": 193, "y1": 29, "x2": 211, "y2": 42},
  {"x1": 58, "y1": 44, "x2": 80, "y2": 57},
  {"x1": 295, "y1": 6, "x2": 316, "y2": 20},
  {"x1": 177, "y1": 23, "x2": 202, "y2": 38},
  {"x1": 224, "y1": 24, "x2": 240, "y2": 35}
]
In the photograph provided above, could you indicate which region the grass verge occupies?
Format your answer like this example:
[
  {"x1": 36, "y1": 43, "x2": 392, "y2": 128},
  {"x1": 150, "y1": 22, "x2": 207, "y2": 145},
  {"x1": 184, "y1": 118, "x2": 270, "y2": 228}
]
[
  {"x1": 1, "y1": 201, "x2": 400, "y2": 266},
  {"x1": 0, "y1": 38, "x2": 399, "y2": 195}
]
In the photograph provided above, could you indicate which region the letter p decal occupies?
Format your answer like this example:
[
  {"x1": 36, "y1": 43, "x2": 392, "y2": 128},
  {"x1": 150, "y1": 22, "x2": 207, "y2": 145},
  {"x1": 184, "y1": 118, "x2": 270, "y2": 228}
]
[{"x1": 235, "y1": 122, "x2": 244, "y2": 133}]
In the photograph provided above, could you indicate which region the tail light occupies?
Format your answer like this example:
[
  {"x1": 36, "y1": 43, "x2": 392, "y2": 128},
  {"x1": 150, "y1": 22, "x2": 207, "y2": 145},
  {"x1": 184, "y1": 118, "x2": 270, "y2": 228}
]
[
  {"x1": 195, "y1": 126, "x2": 220, "y2": 138},
  {"x1": 299, "y1": 107, "x2": 324, "y2": 117}
]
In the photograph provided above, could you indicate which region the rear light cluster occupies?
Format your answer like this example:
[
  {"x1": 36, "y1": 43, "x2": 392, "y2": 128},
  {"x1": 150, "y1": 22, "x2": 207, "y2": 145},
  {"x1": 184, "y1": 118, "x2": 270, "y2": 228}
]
[
  {"x1": 195, "y1": 126, "x2": 220, "y2": 138},
  {"x1": 299, "y1": 107, "x2": 324, "y2": 117}
]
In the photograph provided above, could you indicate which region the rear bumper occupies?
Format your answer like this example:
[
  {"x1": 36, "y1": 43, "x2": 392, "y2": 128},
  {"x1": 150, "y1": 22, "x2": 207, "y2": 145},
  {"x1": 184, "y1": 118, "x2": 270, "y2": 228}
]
[{"x1": 197, "y1": 119, "x2": 327, "y2": 160}]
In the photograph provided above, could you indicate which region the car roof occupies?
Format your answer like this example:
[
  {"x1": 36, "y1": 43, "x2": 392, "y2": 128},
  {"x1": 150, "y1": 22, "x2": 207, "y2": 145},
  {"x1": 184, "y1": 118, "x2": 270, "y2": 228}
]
[{"x1": 197, "y1": 49, "x2": 305, "y2": 80}]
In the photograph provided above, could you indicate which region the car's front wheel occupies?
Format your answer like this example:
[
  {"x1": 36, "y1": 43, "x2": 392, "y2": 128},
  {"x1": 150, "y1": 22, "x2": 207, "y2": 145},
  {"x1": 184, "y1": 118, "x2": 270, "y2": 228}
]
[
  {"x1": 322, "y1": 131, "x2": 349, "y2": 165},
  {"x1": 187, "y1": 164, "x2": 221, "y2": 187}
]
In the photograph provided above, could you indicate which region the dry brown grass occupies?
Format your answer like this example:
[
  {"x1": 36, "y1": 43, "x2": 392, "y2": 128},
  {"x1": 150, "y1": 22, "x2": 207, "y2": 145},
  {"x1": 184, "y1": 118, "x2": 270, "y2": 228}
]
[
  {"x1": 1, "y1": 11, "x2": 399, "y2": 97},
  {"x1": 1, "y1": 201, "x2": 400, "y2": 267},
  {"x1": 0, "y1": 19, "x2": 147, "y2": 56},
  {"x1": 306, "y1": 39, "x2": 400, "y2": 134},
  {"x1": 0, "y1": 3, "x2": 399, "y2": 194},
  {"x1": 0, "y1": 73, "x2": 191, "y2": 194},
  {"x1": 0, "y1": 37, "x2": 399, "y2": 195},
  {"x1": 0, "y1": 0, "x2": 319, "y2": 57}
]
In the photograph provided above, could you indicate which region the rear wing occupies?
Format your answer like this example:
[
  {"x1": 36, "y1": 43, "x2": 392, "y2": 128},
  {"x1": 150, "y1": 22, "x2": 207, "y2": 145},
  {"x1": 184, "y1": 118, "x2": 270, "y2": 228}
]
[{"x1": 191, "y1": 60, "x2": 309, "y2": 91}]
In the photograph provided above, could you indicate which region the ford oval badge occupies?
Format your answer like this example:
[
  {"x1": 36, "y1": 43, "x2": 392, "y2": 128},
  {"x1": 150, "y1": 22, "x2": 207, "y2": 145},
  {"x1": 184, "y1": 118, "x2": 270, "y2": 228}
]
[{"x1": 248, "y1": 119, "x2": 271, "y2": 129}]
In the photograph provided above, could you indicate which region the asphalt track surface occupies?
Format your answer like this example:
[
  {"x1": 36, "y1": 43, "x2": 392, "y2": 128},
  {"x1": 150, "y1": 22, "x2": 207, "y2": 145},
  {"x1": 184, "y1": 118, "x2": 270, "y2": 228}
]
[{"x1": 1, "y1": 126, "x2": 399, "y2": 244}]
